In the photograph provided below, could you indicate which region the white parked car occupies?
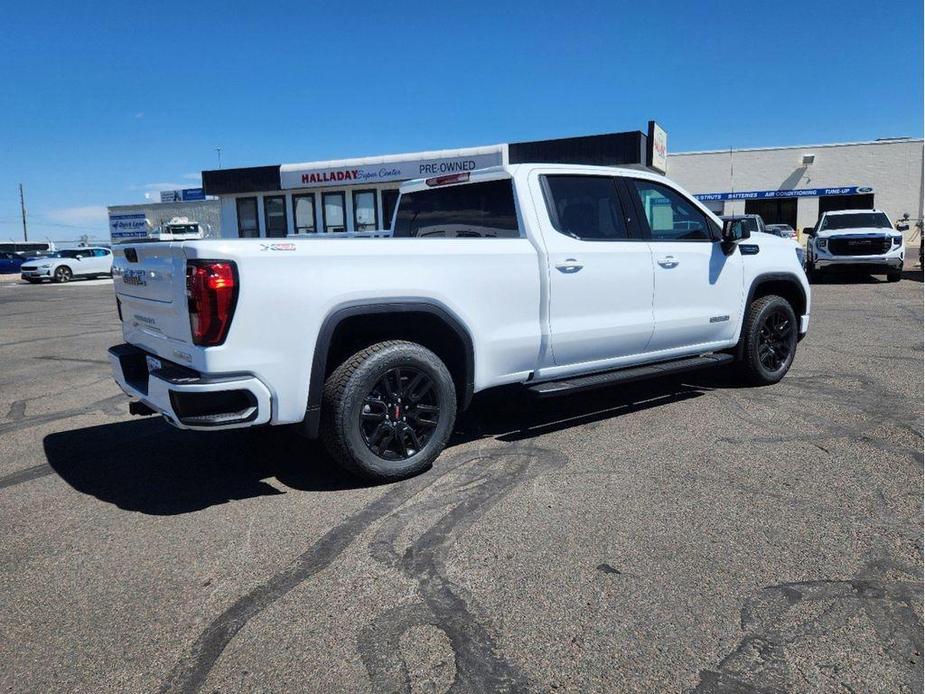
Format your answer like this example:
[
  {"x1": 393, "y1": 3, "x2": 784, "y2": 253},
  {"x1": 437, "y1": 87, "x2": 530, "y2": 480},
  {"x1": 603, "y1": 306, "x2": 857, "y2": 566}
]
[
  {"x1": 20, "y1": 247, "x2": 113, "y2": 283},
  {"x1": 109, "y1": 164, "x2": 810, "y2": 481},
  {"x1": 804, "y1": 209, "x2": 904, "y2": 282},
  {"x1": 766, "y1": 223, "x2": 797, "y2": 240}
]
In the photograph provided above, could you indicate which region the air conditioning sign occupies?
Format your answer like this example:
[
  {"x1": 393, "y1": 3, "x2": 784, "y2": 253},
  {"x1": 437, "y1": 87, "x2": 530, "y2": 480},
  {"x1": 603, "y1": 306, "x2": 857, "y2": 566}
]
[
  {"x1": 694, "y1": 186, "x2": 874, "y2": 202},
  {"x1": 280, "y1": 152, "x2": 503, "y2": 190}
]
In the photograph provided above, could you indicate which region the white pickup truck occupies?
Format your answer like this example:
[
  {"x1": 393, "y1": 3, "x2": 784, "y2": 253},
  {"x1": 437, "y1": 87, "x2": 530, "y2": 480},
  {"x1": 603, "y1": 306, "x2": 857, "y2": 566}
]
[
  {"x1": 109, "y1": 164, "x2": 810, "y2": 480},
  {"x1": 804, "y1": 209, "x2": 905, "y2": 281}
]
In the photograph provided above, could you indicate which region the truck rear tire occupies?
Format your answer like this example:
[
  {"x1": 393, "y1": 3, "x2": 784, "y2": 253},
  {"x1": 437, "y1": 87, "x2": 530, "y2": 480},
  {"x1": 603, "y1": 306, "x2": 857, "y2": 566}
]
[
  {"x1": 320, "y1": 340, "x2": 457, "y2": 482},
  {"x1": 737, "y1": 295, "x2": 798, "y2": 386}
]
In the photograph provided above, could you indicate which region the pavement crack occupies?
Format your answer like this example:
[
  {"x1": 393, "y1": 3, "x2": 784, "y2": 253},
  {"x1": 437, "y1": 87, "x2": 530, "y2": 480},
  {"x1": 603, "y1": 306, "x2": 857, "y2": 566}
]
[
  {"x1": 158, "y1": 445, "x2": 566, "y2": 694},
  {"x1": 690, "y1": 559, "x2": 924, "y2": 693},
  {"x1": 0, "y1": 463, "x2": 54, "y2": 490},
  {"x1": 358, "y1": 445, "x2": 567, "y2": 693}
]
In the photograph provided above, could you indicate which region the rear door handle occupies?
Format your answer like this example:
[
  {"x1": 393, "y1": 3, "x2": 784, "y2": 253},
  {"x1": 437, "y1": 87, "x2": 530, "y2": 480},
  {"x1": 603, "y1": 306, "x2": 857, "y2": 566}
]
[
  {"x1": 657, "y1": 255, "x2": 679, "y2": 268},
  {"x1": 555, "y1": 259, "x2": 583, "y2": 273}
]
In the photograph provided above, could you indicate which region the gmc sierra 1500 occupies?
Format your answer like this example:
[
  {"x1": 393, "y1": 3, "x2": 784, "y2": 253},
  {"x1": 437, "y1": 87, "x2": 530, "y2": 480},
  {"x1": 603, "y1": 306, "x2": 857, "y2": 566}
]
[{"x1": 109, "y1": 164, "x2": 810, "y2": 480}]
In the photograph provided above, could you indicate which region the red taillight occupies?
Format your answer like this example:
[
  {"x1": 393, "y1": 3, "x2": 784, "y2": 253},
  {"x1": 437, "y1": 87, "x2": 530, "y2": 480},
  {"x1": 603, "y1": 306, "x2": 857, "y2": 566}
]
[
  {"x1": 186, "y1": 261, "x2": 238, "y2": 346},
  {"x1": 425, "y1": 172, "x2": 470, "y2": 187}
]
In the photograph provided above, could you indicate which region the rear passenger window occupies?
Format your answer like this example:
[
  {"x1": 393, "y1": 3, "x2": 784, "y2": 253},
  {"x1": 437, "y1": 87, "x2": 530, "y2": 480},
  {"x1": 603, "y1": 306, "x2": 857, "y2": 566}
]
[
  {"x1": 542, "y1": 175, "x2": 628, "y2": 240},
  {"x1": 393, "y1": 179, "x2": 520, "y2": 238},
  {"x1": 631, "y1": 180, "x2": 712, "y2": 241}
]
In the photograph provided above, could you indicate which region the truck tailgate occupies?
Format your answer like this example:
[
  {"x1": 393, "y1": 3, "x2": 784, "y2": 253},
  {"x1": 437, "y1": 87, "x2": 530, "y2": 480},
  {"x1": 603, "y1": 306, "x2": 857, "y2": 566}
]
[{"x1": 113, "y1": 244, "x2": 191, "y2": 352}]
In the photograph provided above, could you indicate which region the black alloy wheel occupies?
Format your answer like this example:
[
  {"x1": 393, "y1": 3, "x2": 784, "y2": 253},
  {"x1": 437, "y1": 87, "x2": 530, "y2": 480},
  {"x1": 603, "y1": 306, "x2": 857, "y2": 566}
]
[
  {"x1": 320, "y1": 340, "x2": 457, "y2": 482},
  {"x1": 360, "y1": 367, "x2": 440, "y2": 460},
  {"x1": 54, "y1": 266, "x2": 72, "y2": 283},
  {"x1": 757, "y1": 308, "x2": 794, "y2": 372},
  {"x1": 738, "y1": 294, "x2": 798, "y2": 385}
]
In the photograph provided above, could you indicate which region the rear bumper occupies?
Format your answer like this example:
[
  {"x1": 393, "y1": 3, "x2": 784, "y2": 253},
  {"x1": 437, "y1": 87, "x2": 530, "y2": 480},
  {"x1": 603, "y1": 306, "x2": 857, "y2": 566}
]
[{"x1": 108, "y1": 343, "x2": 272, "y2": 430}]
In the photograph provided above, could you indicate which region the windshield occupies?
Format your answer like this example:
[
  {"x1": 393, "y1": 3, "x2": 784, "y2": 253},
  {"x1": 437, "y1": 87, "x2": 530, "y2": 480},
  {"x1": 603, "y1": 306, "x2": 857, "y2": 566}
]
[
  {"x1": 820, "y1": 212, "x2": 891, "y2": 231},
  {"x1": 164, "y1": 225, "x2": 199, "y2": 235}
]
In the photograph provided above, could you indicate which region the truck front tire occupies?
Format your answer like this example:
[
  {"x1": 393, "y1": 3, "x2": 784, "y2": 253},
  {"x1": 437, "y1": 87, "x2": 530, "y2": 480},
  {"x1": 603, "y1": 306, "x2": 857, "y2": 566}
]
[
  {"x1": 320, "y1": 340, "x2": 457, "y2": 482},
  {"x1": 738, "y1": 295, "x2": 798, "y2": 386}
]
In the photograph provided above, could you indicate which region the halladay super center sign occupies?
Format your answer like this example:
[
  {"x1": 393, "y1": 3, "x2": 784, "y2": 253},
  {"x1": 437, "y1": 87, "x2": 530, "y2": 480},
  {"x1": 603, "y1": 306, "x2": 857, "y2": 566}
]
[{"x1": 280, "y1": 149, "x2": 504, "y2": 190}]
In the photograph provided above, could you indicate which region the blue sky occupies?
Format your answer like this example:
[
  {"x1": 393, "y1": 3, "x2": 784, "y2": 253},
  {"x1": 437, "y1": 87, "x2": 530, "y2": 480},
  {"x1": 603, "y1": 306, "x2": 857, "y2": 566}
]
[{"x1": 1, "y1": 0, "x2": 921, "y2": 242}]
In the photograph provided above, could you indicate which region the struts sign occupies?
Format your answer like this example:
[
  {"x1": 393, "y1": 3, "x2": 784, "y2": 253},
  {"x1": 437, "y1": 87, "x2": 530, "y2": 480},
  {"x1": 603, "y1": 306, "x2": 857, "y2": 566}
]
[{"x1": 280, "y1": 150, "x2": 503, "y2": 190}]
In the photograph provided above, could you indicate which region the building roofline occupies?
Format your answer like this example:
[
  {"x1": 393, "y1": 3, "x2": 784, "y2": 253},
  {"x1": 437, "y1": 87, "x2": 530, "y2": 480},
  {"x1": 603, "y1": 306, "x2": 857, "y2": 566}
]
[
  {"x1": 107, "y1": 199, "x2": 217, "y2": 213},
  {"x1": 278, "y1": 144, "x2": 505, "y2": 172},
  {"x1": 669, "y1": 137, "x2": 924, "y2": 157}
]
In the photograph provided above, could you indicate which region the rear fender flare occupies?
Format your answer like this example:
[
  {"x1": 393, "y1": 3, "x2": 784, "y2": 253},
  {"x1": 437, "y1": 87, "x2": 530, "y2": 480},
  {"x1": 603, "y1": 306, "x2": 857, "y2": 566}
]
[{"x1": 303, "y1": 299, "x2": 475, "y2": 438}]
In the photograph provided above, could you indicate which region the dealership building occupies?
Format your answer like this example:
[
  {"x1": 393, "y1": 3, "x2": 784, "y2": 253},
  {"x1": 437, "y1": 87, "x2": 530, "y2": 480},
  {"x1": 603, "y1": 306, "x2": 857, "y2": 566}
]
[
  {"x1": 107, "y1": 196, "x2": 221, "y2": 242},
  {"x1": 201, "y1": 127, "x2": 667, "y2": 238},
  {"x1": 667, "y1": 137, "x2": 924, "y2": 242},
  {"x1": 200, "y1": 129, "x2": 922, "y2": 247}
]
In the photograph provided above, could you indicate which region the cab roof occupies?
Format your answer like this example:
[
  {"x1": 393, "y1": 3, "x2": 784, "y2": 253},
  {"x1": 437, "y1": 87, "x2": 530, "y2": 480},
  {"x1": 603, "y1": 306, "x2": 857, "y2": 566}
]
[{"x1": 822, "y1": 208, "x2": 884, "y2": 215}]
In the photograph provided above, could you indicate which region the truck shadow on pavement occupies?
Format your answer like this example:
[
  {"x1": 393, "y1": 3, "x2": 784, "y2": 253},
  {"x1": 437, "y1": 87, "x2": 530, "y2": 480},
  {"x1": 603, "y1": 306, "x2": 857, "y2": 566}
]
[{"x1": 42, "y1": 374, "x2": 708, "y2": 516}]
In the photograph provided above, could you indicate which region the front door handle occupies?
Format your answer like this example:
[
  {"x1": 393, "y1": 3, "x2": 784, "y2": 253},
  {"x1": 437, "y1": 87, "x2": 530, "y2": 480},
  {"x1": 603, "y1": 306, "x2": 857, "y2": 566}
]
[
  {"x1": 555, "y1": 258, "x2": 583, "y2": 273},
  {"x1": 657, "y1": 255, "x2": 679, "y2": 268}
]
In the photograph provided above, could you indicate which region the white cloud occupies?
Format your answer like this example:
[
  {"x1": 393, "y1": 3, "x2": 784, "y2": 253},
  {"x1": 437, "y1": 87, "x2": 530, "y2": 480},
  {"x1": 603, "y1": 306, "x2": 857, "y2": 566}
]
[
  {"x1": 141, "y1": 181, "x2": 188, "y2": 191},
  {"x1": 182, "y1": 172, "x2": 202, "y2": 181},
  {"x1": 43, "y1": 205, "x2": 109, "y2": 226}
]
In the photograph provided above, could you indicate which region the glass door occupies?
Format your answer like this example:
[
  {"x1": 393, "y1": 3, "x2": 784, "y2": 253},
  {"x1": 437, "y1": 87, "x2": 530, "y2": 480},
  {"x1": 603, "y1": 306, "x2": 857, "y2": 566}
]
[
  {"x1": 322, "y1": 192, "x2": 346, "y2": 232},
  {"x1": 264, "y1": 195, "x2": 288, "y2": 237}
]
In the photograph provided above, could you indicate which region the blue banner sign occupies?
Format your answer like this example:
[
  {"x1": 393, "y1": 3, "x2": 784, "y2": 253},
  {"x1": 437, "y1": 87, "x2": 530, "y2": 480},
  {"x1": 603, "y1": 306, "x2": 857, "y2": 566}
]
[
  {"x1": 109, "y1": 213, "x2": 149, "y2": 239},
  {"x1": 181, "y1": 188, "x2": 205, "y2": 201},
  {"x1": 694, "y1": 186, "x2": 873, "y2": 202}
]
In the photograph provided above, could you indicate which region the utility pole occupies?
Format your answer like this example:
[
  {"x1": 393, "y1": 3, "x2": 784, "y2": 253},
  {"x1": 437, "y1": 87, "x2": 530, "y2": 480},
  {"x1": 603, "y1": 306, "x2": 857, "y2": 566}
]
[
  {"x1": 216, "y1": 146, "x2": 222, "y2": 169},
  {"x1": 19, "y1": 183, "x2": 28, "y2": 242}
]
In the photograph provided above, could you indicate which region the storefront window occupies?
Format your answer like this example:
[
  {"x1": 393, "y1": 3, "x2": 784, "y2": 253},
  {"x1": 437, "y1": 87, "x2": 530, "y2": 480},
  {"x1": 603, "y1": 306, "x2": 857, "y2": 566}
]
[
  {"x1": 236, "y1": 197, "x2": 259, "y2": 238},
  {"x1": 353, "y1": 190, "x2": 379, "y2": 231},
  {"x1": 293, "y1": 193, "x2": 316, "y2": 233},
  {"x1": 264, "y1": 195, "x2": 288, "y2": 238},
  {"x1": 381, "y1": 189, "x2": 400, "y2": 230},
  {"x1": 323, "y1": 192, "x2": 346, "y2": 232}
]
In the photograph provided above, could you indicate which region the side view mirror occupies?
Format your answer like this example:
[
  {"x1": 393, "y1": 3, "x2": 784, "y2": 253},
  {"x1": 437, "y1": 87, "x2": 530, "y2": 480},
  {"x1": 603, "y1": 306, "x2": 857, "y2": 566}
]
[
  {"x1": 722, "y1": 220, "x2": 749, "y2": 244},
  {"x1": 896, "y1": 222, "x2": 909, "y2": 232},
  {"x1": 802, "y1": 227, "x2": 816, "y2": 237}
]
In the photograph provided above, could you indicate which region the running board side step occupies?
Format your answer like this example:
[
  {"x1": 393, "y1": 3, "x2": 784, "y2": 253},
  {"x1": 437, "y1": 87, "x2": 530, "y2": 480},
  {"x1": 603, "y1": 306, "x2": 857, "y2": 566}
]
[{"x1": 527, "y1": 353, "x2": 734, "y2": 397}]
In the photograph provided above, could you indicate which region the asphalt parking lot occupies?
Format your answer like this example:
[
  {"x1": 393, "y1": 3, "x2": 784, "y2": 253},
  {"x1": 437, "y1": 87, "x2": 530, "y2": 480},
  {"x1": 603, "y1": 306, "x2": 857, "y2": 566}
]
[{"x1": 0, "y1": 270, "x2": 922, "y2": 693}]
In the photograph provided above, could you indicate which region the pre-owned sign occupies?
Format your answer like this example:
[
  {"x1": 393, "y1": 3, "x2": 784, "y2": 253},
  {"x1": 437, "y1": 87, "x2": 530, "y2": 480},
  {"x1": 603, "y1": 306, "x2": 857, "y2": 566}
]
[
  {"x1": 280, "y1": 152, "x2": 503, "y2": 190},
  {"x1": 694, "y1": 186, "x2": 874, "y2": 202}
]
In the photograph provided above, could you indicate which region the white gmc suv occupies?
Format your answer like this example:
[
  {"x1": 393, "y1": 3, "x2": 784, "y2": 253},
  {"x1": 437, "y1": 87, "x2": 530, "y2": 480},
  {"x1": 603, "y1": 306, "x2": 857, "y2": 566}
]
[
  {"x1": 109, "y1": 164, "x2": 810, "y2": 481},
  {"x1": 804, "y1": 209, "x2": 905, "y2": 282}
]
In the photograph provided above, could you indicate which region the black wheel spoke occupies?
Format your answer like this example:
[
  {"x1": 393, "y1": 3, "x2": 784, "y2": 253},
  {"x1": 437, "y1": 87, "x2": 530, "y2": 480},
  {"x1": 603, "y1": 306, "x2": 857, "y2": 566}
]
[
  {"x1": 757, "y1": 307, "x2": 794, "y2": 372},
  {"x1": 359, "y1": 366, "x2": 441, "y2": 462},
  {"x1": 405, "y1": 372, "x2": 427, "y2": 401}
]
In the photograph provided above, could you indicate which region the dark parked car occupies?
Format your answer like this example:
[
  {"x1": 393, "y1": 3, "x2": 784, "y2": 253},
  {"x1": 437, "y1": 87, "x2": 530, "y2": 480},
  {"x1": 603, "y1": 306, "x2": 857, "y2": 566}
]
[{"x1": 0, "y1": 251, "x2": 25, "y2": 274}]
